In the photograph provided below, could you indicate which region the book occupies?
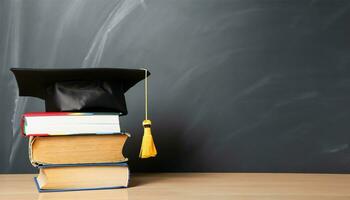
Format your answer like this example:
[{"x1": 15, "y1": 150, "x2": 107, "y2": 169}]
[
  {"x1": 35, "y1": 163, "x2": 129, "y2": 192},
  {"x1": 21, "y1": 112, "x2": 121, "y2": 136},
  {"x1": 29, "y1": 133, "x2": 129, "y2": 166}
]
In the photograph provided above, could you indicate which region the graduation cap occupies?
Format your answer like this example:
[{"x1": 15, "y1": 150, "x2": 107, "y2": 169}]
[{"x1": 11, "y1": 67, "x2": 157, "y2": 158}]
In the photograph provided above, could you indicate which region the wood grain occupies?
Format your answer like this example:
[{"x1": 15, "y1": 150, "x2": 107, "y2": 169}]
[{"x1": 1, "y1": 173, "x2": 350, "y2": 200}]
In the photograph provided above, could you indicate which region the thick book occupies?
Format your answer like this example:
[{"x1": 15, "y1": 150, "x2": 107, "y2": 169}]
[
  {"x1": 29, "y1": 133, "x2": 129, "y2": 166},
  {"x1": 21, "y1": 112, "x2": 121, "y2": 136},
  {"x1": 35, "y1": 163, "x2": 129, "y2": 192}
]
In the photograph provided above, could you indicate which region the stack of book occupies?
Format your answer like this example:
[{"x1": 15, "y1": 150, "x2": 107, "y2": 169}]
[{"x1": 22, "y1": 112, "x2": 129, "y2": 192}]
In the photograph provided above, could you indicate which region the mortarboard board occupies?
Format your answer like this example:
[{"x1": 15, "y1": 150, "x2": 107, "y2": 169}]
[{"x1": 10, "y1": 68, "x2": 150, "y2": 115}]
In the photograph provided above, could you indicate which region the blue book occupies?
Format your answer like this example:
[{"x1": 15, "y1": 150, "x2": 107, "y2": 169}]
[{"x1": 34, "y1": 163, "x2": 129, "y2": 192}]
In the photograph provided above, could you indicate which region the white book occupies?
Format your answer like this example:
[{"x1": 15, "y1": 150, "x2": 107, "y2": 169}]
[
  {"x1": 25, "y1": 124, "x2": 121, "y2": 135},
  {"x1": 24, "y1": 115, "x2": 120, "y2": 125},
  {"x1": 22, "y1": 113, "x2": 121, "y2": 136}
]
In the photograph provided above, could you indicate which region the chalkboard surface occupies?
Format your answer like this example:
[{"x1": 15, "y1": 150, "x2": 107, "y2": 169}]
[{"x1": 1, "y1": 0, "x2": 350, "y2": 173}]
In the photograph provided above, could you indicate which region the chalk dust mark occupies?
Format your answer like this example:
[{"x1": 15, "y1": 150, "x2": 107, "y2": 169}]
[{"x1": 82, "y1": 0, "x2": 143, "y2": 68}]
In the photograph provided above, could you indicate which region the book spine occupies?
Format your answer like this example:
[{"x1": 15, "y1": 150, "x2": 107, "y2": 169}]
[
  {"x1": 24, "y1": 112, "x2": 82, "y2": 117},
  {"x1": 25, "y1": 131, "x2": 130, "y2": 137},
  {"x1": 37, "y1": 162, "x2": 128, "y2": 168},
  {"x1": 23, "y1": 112, "x2": 121, "y2": 117},
  {"x1": 20, "y1": 114, "x2": 25, "y2": 136},
  {"x1": 28, "y1": 136, "x2": 38, "y2": 167}
]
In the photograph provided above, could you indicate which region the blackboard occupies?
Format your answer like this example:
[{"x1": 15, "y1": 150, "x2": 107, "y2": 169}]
[{"x1": 0, "y1": 0, "x2": 350, "y2": 173}]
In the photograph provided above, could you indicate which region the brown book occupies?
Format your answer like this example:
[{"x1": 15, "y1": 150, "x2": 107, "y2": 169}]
[
  {"x1": 35, "y1": 164, "x2": 129, "y2": 191},
  {"x1": 29, "y1": 134, "x2": 129, "y2": 166}
]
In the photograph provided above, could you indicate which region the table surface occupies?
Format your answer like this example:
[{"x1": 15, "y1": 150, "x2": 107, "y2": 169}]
[{"x1": 1, "y1": 173, "x2": 350, "y2": 200}]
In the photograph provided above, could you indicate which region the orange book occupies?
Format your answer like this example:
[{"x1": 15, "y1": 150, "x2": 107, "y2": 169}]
[
  {"x1": 35, "y1": 163, "x2": 129, "y2": 192},
  {"x1": 29, "y1": 133, "x2": 129, "y2": 166}
]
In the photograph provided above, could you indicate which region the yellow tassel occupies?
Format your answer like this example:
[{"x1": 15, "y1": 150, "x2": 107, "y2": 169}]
[{"x1": 139, "y1": 120, "x2": 157, "y2": 158}]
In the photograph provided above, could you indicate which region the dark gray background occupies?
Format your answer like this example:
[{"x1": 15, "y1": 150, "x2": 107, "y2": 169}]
[{"x1": 1, "y1": 0, "x2": 350, "y2": 173}]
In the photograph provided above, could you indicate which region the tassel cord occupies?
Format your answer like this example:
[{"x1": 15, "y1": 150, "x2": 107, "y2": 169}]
[{"x1": 145, "y1": 69, "x2": 148, "y2": 120}]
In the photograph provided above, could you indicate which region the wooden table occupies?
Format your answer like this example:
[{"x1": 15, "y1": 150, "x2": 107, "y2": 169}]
[{"x1": 1, "y1": 173, "x2": 350, "y2": 200}]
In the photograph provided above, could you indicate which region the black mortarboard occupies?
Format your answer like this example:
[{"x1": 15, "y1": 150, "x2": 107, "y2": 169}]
[{"x1": 10, "y1": 68, "x2": 150, "y2": 115}]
